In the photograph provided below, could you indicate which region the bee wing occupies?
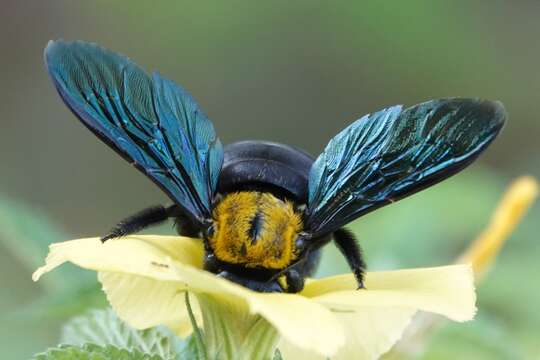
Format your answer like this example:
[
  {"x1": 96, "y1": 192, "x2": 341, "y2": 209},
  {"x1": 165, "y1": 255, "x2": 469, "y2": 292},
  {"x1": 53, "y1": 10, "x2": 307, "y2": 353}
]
[
  {"x1": 45, "y1": 40, "x2": 223, "y2": 227},
  {"x1": 304, "y1": 98, "x2": 506, "y2": 236}
]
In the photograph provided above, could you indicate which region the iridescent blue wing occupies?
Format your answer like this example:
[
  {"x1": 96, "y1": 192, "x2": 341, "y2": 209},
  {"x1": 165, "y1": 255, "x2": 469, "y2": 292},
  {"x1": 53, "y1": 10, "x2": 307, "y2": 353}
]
[
  {"x1": 45, "y1": 40, "x2": 223, "y2": 226},
  {"x1": 305, "y1": 98, "x2": 506, "y2": 236}
]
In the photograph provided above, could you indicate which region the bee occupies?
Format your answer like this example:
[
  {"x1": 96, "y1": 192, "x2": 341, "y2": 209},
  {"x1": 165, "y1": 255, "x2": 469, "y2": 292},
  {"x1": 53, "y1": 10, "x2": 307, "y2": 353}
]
[{"x1": 45, "y1": 40, "x2": 506, "y2": 293}]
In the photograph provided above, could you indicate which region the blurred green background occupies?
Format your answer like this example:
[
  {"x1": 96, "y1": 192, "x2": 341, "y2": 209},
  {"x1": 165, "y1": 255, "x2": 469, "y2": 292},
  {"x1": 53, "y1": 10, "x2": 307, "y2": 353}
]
[{"x1": 1, "y1": 1, "x2": 538, "y2": 359}]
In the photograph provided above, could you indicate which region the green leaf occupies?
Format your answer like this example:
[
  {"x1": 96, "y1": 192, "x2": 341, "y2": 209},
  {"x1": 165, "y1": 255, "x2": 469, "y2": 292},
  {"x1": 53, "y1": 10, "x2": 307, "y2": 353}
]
[
  {"x1": 177, "y1": 335, "x2": 205, "y2": 360},
  {"x1": 33, "y1": 343, "x2": 163, "y2": 360},
  {"x1": 61, "y1": 308, "x2": 182, "y2": 359}
]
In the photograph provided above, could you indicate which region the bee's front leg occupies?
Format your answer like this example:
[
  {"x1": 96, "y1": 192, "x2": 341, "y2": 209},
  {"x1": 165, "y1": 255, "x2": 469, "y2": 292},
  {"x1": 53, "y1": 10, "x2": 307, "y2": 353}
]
[
  {"x1": 285, "y1": 268, "x2": 305, "y2": 293},
  {"x1": 101, "y1": 205, "x2": 177, "y2": 242}
]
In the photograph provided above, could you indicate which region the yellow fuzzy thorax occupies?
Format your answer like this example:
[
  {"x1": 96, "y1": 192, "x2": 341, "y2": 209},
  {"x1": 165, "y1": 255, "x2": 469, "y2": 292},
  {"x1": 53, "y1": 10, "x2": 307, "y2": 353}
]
[{"x1": 209, "y1": 191, "x2": 303, "y2": 269}]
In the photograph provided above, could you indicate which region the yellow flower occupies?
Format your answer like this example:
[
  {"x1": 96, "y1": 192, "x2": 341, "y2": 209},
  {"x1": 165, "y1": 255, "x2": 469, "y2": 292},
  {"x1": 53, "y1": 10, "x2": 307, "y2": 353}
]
[
  {"x1": 32, "y1": 240, "x2": 474, "y2": 359},
  {"x1": 32, "y1": 177, "x2": 536, "y2": 360}
]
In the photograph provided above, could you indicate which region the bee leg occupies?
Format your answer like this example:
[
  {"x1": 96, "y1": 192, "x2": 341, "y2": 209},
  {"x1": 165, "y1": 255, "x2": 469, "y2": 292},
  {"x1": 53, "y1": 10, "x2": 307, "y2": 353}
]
[
  {"x1": 333, "y1": 228, "x2": 366, "y2": 289},
  {"x1": 285, "y1": 268, "x2": 305, "y2": 293},
  {"x1": 203, "y1": 253, "x2": 221, "y2": 273},
  {"x1": 101, "y1": 205, "x2": 177, "y2": 242},
  {"x1": 173, "y1": 213, "x2": 201, "y2": 238}
]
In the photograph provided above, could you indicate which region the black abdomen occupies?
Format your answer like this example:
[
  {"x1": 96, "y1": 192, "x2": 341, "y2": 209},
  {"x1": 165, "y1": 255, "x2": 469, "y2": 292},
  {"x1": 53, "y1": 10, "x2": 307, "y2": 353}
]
[{"x1": 218, "y1": 141, "x2": 314, "y2": 203}]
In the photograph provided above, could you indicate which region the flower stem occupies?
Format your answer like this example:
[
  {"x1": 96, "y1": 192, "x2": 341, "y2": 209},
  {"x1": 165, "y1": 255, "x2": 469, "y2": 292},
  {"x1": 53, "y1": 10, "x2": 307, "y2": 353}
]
[{"x1": 185, "y1": 291, "x2": 207, "y2": 360}]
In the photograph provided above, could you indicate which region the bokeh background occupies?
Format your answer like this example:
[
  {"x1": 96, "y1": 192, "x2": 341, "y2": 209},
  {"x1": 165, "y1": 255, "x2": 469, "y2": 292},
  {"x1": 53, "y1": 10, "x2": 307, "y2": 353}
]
[{"x1": 1, "y1": 1, "x2": 538, "y2": 359}]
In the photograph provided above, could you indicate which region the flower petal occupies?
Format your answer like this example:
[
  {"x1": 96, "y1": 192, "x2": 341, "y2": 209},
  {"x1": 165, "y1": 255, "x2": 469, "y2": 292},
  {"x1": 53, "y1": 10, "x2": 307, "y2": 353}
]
[
  {"x1": 279, "y1": 307, "x2": 415, "y2": 360},
  {"x1": 304, "y1": 265, "x2": 476, "y2": 322},
  {"x1": 282, "y1": 265, "x2": 475, "y2": 359},
  {"x1": 32, "y1": 235, "x2": 204, "y2": 282},
  {"x1": 99, "y1": 271, "x2": 195, "y2": 337},
  {"x1": 33, "y1": 235, "x2": 344, "y2": 357},
  {"x1": 246, "y1": 293, "x2": 344, "y2": 356},
  {"x1": 32, "y1": 236, "x2": 203, "y2": 337}
]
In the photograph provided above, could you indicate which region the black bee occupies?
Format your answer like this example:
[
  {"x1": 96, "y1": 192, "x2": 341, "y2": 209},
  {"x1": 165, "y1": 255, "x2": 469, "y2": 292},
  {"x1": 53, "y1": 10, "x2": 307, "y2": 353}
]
[{"x1": 45, "y1": 40, "x2": 506, "y2": 293}]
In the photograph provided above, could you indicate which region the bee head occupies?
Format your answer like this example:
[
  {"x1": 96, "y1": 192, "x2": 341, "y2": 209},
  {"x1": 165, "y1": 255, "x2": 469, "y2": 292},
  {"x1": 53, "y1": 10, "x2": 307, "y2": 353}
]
[{"x1": 207, "y1": 191, "x2": 303, "y2": 270}]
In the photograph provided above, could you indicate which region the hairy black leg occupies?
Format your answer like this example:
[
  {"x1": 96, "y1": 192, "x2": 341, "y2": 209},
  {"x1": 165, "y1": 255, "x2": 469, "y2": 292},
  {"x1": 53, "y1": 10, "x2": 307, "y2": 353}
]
[
  {"x1": 285, "y1": 268, "x2": 305, "y2": 293},
  {"x1": 101, "y1": 205, "x2": 176, "y2": 242},
  {"x1": 333, "y1": 228, "x2": 366, "y2": 289},
  {"x1": 174, "y1": 213, "x2": 201, "y2": 238}
]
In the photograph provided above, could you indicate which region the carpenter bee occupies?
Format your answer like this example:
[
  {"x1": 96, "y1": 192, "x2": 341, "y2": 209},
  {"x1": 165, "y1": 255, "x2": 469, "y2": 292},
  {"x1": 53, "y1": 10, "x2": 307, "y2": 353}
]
[{"x1": 45, "y1": 40, "x2": 506, "y2": 293}]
